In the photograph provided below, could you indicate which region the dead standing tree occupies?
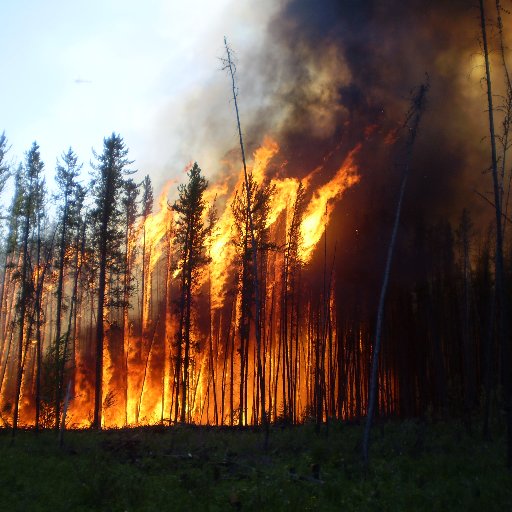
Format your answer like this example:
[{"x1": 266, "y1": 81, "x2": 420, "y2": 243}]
[
  {"x1": 222, "y1": 37, "x2": 267, "y2": 433},
  {"x1": 479, "y1": 0, "x2": 511, "y2": 468},
  {"x1": 221, "y1": 38, "x2": 267, "y2": 432},
  {"x1": 362, "y1": 80, "x2": 429, "y2": 466}
]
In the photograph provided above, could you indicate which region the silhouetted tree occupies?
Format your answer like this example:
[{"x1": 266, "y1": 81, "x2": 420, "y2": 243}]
[
  {"x1": 223, "y1": 37, "x2": 269, "y2": 432},
  {"x1": 13, "y1": 142, "x2": 44, "y2": 436},
  {"x1": 281, "y1": 182, "x2": 306, "y2": 423},
  {"x1": 53, "y1": 148, "x2": 82, "y2": 430},
  {"x1": 362, "y1": 81, "x2": 428, "y2": 465},
  {"x1": 139, "y1": 175, "x2": 153, "y2": 355},
  {"x1": 456, "y1": 208, "x2": 476, "y2": 428},
  {"x1": 479, "y1": 0, "x2": 511, "y2": 468},
  {"x1": 122, "y1": 178, "x2": 138, "y2": 424},
  {"x1": 172, "y1": 163, "x2": 209, "y2": 423},
  {"x1": 90, "y1": 133, "x2": 133, "y2": 429},
  {"x1": 232, "y1": 174, "x2": 274, "y2": 425}
]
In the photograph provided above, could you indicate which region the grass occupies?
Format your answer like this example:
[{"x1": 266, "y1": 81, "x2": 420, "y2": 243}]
[{"x1": 0, "y1": 418, "x2": 510, "y2": 511}]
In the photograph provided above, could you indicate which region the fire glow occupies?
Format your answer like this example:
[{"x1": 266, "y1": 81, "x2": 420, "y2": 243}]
[{"x1": 0, "y1": 134, "x2": 396, "y2": 430}]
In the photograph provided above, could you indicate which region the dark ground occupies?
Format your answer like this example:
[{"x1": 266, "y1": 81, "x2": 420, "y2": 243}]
[{"x1": 0, "y1": 418, "x2": 510, "y2": 511}]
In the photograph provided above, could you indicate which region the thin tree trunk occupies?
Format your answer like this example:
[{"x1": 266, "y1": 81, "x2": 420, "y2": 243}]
[
  {"x1": 480, "y1": 0, "x2": 511, "y2": 468},
  {"x1": 137, "y1": 317, "x2": 160, "y2": 422},
  {"x1": 224, "y1": 38, "x2": 267, "y2": 433},
  {"x1": 362, "y1": 81, "x2": 428, "y2": 465},
  {"x1": 60, "y1": 218, "x2": 85, "y2": 425},
  {"x1": 54, "y1": 195, "x2": 69, "y2": 430},
  {"x1": 59, "y1": 381, "x2": 72, "y2": 447},
  {"x1": 94, "y1": 201, "x2": 111, "y2": 429},
  {"x1": 12, "y1": 177, "x2": 33, "y2": 437},
  {"x1": 34, "y1": 213, "x2": 42, "y2": 430}
]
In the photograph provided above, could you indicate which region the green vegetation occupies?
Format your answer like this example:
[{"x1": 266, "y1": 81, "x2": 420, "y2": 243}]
[{"x1": 0, "y1": 420, "x2": 510, "y2": 511}]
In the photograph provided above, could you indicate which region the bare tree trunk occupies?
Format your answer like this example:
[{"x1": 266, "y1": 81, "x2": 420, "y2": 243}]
[
  {"x1": 180, "y1": 253, "x2": 194, "y2": 423},
  {"x1": 459, "y1": 210, "x2": 475, "y2": 430},
  {"x1": 480, "y1": 0, "x2": 512, "y2": 468},
  {"x1": 34, "y1": 221, "x2": 56, "y2": 429},
  {"x1": 60, "y1": 218, "x2": 85, "y2": 425},
  {"x1": 12, "y1": 178, "x2": 33, "y2": 437},
  {"x1": 224, "y1": 37, "x2": 267, "y2": 433},
  {"x1": 0, "y1": 252, "x2": 11, "y2": 340},
  {"x1": 362, "y1": 81, "x2": 428, "y2": 465},
  {"x1": 138, "y1": 317, "x2": 160, "y2": 422},
  {"x1": 59, "y1": 381, "x2": 72, "y2": 447},
  {"x1": 34, "y1": 216, "x2": 43, "y2": 431},
  {"x1": 141, "y1": 226, "x2": 146, "y2": 361},
  {"x1": 94, "y1": 212, "x2": 109, "y2": 429},
  {"x1": 207, "y1": 269, "x2": 218, "y2": 425},
  {"x1": 54, "y1": 195, "x2": 69, "y2": 430},
  {"x1": 230, "y1": 302, "x2": 235, "y2": 426},
  {"x1": 123, "y1": 214, "x2": 132, "y2": 425}
]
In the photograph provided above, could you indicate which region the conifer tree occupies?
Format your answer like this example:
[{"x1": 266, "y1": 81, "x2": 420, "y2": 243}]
[
  {"x1": 0, "y1": 134, "x2": 13, "y2": 339},
  {"x1": 53, "y1": 148, "x2": 82, "y2": 429},
  {"x1": 0, "y1": 132, "x2": 10, "y2": 204},
  {"x1": 90, "y1": 133, "x2": 133, "y2": 429},
  {"x1": 139, "y1": 175, "x2": 153, "y2": 354},
  {"x1": 13, "y1": 142, "x2": 44, "y2": 436},
  {"x1": 172, "y1": 163, "x2": 209, "y2": 423}
]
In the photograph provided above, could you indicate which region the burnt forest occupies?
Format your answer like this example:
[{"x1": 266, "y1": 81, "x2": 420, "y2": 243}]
[{"x1": 1, "y1": 1, "x2": 512, "y2": 510}]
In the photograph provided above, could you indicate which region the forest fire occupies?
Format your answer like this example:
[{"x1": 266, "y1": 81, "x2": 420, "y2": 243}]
[
  {"x1": 4, "y1": 1, "x2": 512, "y2": 508},
  {"x1": 0, "y1": 131, "x2": 371, "y2": 429},
  {"x1": 0, "y1": 2, "x2": 509, "y2": 465}
]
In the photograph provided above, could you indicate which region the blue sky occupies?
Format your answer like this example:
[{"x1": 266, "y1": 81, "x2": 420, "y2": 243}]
[{"x1": 0, "y1": 0, "x2": 276, "y2": 207}]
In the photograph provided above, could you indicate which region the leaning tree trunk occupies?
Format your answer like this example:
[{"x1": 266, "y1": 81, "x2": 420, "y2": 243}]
[
  {"x1": 224, "y1": 37, "x2": 267, "y2": 436},
  {"x1": 362, "y1": 81, "x2": 428, "y2": 466},
  {"x1": 480, "y1": 0, "x2": 511, "y2": 468}
]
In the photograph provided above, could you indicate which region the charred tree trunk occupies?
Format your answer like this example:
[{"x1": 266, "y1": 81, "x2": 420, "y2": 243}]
[
  {"x1": 224, "y1": 38, "x2": 267, "y2": 433},
  {"x1": 479, "y1": 0, "x2": 511, "y2": 468},
  {"x1": 12, "y1": 168, "x2": 35, "y2": 437},
  {"x1": 362, "y1": 81, "x2": 428, "y2": 465},
  {"x1": 54, "y1": 194, "x2": 69, "y2": 430}
]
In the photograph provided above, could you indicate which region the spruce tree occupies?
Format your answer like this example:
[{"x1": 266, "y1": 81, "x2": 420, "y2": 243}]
[
  {"x1": 53, "y1": 148, "x2": 83, "y2": 429},
  {"x1": 172, "y1": 163, "x2": 209, "y2": 423},
  {"x1": 13, "y1": 142, "x2": 44, "y2": 436},
  {"x1": 0, "y1": 132, "x2": 10, "y2": 203},
  {"x1": 90, "y1": 133, "x2": 133, "y2": 429}
]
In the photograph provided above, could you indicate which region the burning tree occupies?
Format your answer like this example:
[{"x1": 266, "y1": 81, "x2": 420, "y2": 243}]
[
  {"x1": 52, "y1": 148, "x2": 83, "y2": 430},
  {"x1": 13, "y1": 142, "x2": 45, "y2": 436},
  {"x1": 172, "y1": 163, "x2": 210, "y2": 423},
  {"x1": 231, "y1": 173, "x2": 274, "y2": 426},
  {"x1": 90, "y1": 133, "x2": 134, "y2": 429}
]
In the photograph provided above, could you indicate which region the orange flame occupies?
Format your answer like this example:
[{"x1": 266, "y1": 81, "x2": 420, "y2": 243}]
[{"x1": 299, "y1": 143, "x2": 361, "y2": 262}]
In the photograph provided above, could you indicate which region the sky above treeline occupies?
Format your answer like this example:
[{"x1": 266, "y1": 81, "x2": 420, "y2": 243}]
[
  {"x1": 0, "y1": 0, "x2": 277, "y2": 207},
  {"x1": 2, "y1": 0, "x2": 508, "y2": 230}
]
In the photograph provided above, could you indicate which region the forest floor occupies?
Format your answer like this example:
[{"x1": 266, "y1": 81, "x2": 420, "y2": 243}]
[{"x1": 0, "y1": 418, "x2": 510, "y2": 511}]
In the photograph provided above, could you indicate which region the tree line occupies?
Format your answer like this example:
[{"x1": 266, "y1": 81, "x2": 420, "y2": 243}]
[{"x1": 0, "y1": 4, "x2": 511, "y2": 468}]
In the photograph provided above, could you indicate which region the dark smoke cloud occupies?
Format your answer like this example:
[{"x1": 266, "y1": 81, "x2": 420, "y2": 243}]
[
  {"x1": 257, "y1": 0, "x2": 494, "y2": 222},
  {"x1": 150, "y1": 0, "x2": 503, "y2": 261},
  {"x1": 233, "y1": 0, "x2": 509, "y2": 304}
]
